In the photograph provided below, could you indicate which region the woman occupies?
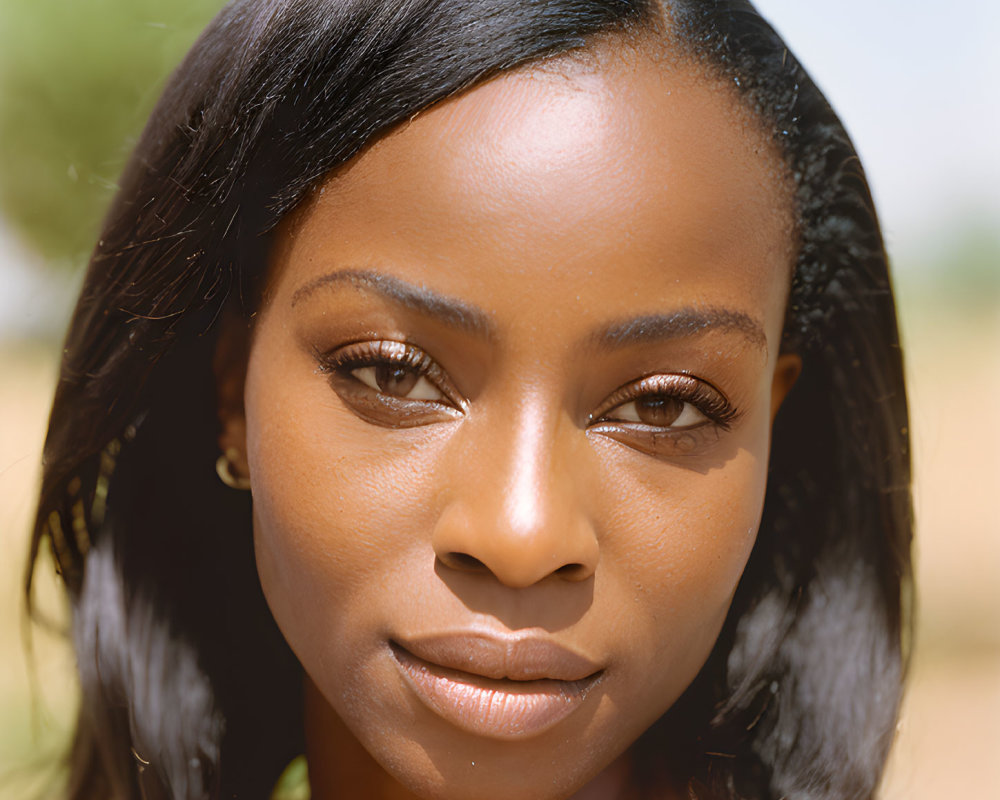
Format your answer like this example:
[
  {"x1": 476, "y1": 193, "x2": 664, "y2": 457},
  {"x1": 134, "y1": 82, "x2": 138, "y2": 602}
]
[{"x1": 27, "y1": 0, "x2": 912, "y2": 798}]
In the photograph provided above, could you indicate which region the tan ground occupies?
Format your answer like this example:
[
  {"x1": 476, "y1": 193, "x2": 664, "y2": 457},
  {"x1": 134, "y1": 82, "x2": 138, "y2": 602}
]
[{"x1": 0, "y1": 301, "x2": 997, "y2": 797}]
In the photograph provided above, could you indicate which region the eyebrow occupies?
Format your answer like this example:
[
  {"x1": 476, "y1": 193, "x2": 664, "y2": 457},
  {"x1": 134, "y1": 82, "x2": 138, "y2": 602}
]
[
  {"x1": 593, "y1": 308, "x2": 768, "y2": 354},
  {"x1": 292, "y1": 268, "x2": 766, "y2": 354},
  {"x1": 290, "y1": 268, "x2": 495, "y2": 338}
]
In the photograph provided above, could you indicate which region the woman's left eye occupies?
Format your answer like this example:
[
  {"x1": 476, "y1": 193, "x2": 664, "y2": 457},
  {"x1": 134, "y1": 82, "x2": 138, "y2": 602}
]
[
  {"x1": 589, "y1": 373, "x2": 739, "y2": 450},
  {"x1": 599, "y1": 394, "x2": 709, "y2": 428}
]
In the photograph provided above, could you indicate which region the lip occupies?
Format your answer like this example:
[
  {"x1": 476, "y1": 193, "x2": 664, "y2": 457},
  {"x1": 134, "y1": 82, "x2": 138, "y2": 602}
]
[{"x1": 389, "y1": 633, "x2": 603, "y2": 739}]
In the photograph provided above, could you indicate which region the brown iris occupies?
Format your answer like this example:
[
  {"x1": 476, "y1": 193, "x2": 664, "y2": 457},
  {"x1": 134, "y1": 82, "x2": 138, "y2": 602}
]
[
  {"x1": 634, "y1": 395, "x2": 684, "y2": 426},
  {"x1": 373, "y1": 364, "x2": 420, "y2": 397}
]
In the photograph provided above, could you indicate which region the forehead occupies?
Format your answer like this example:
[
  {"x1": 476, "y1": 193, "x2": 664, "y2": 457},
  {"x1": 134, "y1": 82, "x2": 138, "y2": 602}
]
[{"x1": 270, "y1": 43, "x2": 795, "y2": 342}]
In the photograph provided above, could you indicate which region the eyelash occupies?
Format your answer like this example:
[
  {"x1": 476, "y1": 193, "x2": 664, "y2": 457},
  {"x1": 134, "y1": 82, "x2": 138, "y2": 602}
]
[
  {"x1": 315, "y1": 340, "x2": 463, "y2": 408},
  {"x1": 319, "y1": 340, "x2": 434, "y2": 378},
  {"x1": 590, "y1": 373, "x2": 739, "y2": 431},
  {"x1": 315, "y1": 339, "x2": 739, "y2": 437}
]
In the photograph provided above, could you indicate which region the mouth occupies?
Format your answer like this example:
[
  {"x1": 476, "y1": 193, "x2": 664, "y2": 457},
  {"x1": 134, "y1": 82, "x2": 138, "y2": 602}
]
[{"x1": 389, "y1": 633, "x2": 603, "y2": 740}]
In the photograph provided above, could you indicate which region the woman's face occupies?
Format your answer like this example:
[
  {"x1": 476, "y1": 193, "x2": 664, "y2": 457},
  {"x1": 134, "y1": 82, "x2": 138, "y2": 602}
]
[{"x1": 229, "y1": 45, "x2": 799, "y2": 799}]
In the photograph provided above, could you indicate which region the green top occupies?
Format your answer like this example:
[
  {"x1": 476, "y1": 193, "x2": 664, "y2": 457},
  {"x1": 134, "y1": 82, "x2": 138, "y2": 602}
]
[{"x1": 270, "y1": 755, "x2": 311, "y2": 800}]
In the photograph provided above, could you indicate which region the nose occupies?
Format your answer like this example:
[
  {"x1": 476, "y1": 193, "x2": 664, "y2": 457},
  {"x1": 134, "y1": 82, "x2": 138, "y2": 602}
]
[{"x1": 432, "y1": 402, "x2": 599, "y2": 588}]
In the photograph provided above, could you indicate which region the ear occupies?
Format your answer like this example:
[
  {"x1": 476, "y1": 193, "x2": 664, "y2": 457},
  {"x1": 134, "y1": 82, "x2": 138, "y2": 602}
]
[
  {"x1": 770, "y1": 352, "x2": 802, "y2": 424},
  {"x1": 213, "y1": 307, "x2": 253, "y2": 482}
]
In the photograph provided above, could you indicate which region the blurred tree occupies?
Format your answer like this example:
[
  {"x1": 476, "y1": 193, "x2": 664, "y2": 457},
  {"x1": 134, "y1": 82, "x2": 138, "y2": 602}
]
[
  {"x1": 0, "y1": 0, "x2": 225, "y2": 267},
  {"x1": 899, "y1": 210, "x2": 1000, "y2": 312}
]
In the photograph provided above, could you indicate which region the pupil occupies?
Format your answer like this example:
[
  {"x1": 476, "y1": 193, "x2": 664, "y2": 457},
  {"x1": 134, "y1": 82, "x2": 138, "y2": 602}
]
[
  {"x1": 375, "y1": 364, "x2": 419, "y2": 396},
  {"x1": 636, "y1": 395, "x2": 683, "y2": 425}
]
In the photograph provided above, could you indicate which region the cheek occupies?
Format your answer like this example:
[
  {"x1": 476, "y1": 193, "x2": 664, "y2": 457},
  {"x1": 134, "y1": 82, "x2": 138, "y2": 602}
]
[
  {"x1": 244, "y1": 349, "x2": 446, "y2": 680},
  {"x1": 243, "y1": 319, "x2": 776, "y2": 775},
  {"x1": 594, "y1": 424, "x2": 770, "y2": 701}
]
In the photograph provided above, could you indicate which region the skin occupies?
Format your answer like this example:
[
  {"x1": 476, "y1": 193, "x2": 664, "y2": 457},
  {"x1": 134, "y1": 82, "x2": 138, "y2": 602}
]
[{"x1": 218, "y1": 42, "x2": 800, "y2": 800}]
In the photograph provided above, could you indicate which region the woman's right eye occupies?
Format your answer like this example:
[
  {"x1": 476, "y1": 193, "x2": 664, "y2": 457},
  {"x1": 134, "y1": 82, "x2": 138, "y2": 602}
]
[
  {"x1": 350, "y1": 364, "x2": 447, "y2": 402},
  {"x1": 316, "y1": 340, "x2": 464, "y2": 428}
]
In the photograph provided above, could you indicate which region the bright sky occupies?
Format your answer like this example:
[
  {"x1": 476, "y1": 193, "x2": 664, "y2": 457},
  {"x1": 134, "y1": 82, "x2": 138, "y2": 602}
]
[
  {"x1": 752, "y1": 0, "x2": 1000, "y2": 265},
  {"x1": 2, "y1": 1, "x2": 997, "y2": 336}
]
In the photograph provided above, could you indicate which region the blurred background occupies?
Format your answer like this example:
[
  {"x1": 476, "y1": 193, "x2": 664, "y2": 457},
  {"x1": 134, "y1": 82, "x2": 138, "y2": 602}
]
[{"x1": 0, "y1": 0, "x2": 997, "y2": 797}]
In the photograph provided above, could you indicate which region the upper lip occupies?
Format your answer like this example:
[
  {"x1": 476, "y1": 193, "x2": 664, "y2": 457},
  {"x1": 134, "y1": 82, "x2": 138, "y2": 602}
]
[{"x1": 391, "y1": 631, "x2": 602, "y2": 682}]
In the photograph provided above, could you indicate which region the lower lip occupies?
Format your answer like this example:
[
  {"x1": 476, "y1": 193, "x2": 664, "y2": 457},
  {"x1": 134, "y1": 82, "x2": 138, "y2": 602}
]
[{"x1": 390, "y1": 644, "x2": 600, "y2": 740}]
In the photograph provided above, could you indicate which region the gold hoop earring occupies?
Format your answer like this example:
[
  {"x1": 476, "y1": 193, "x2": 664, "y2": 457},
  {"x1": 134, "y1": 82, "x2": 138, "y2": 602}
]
[{"x1": 216, "y1": 448, "x2": 251, "y2": 491}]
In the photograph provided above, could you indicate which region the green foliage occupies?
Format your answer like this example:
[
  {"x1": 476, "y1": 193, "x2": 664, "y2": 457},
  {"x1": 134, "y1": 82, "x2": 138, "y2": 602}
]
[
  {"x1": 0, "y1": 0, "x2": 225, "y2": 266},
  {"x1": 931, "y1": 221, "x2": 1000, "y2": 298},
  {"x1": 896, "y1": 213, "x2": 1000, "y2": 314}
]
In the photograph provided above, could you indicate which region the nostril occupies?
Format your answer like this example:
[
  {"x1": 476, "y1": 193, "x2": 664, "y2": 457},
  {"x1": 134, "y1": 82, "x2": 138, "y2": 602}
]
[
  {"x1": 555, "y1": 563, "x2": 588, "y2": 580},
  {"x1": 440, "y1": 551, "x2": 488, "y2": 572}
]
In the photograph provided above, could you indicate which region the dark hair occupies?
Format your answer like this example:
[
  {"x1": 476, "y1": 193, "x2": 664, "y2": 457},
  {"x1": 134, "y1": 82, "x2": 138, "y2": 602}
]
[{"x1": 27, "y1": 1, "x2": 912, "y2": 798}]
